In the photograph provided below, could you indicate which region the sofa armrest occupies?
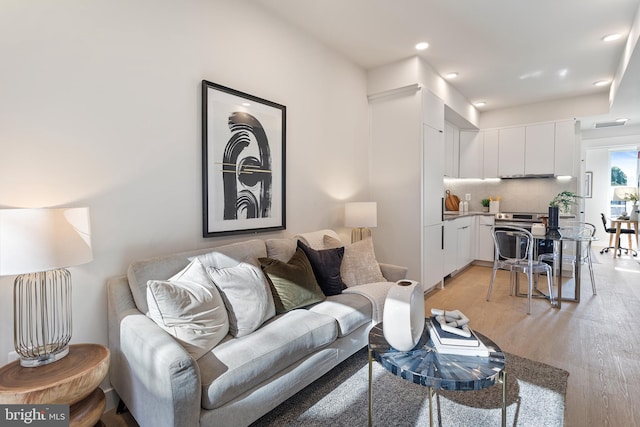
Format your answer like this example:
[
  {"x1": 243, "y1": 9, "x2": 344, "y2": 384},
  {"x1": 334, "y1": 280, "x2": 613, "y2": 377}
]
[
  {"x1": 378, "y1": 263, "x2": 408, "y2": 282},
  {"x1": 108, "y1": 276, "x2": 201, "y2": 427}
]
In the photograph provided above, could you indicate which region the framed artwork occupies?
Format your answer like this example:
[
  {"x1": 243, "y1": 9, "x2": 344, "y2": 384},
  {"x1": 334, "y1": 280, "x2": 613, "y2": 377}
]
[
  {"x1": 584, "y1": 171, "x2": 593, "y2": 198},
  {"x1": 202, "y1": 80, "x2": 286, "y2": 237}
]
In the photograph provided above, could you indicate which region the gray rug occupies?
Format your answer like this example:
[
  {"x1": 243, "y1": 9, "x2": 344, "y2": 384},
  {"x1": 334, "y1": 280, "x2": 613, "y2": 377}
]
[{"x1": 252, "y1": 348, "x2": 568, "y2": 427}]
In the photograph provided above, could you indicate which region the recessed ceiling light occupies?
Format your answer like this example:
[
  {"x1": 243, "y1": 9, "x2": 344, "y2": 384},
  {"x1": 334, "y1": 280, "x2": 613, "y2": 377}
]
[
  {"x1": 242, "y1": 102, "x2": 251, "y2": 107},
  {"x1": 602, "y1": 34, "x2": 622, "y2": 42},
  {"x1": 415, "y1": 42, "x2": 429, "y2": 50},
  {"x1": 593, "y1": 80, "x2": 610, "y2": 87},
  {"x1": 475, "y1": 101, "x2": 487, "y2": 107},
  {"x1": 616, "y1": 118, "x2": 629, "y2": 123},
  {"x1": 445, "y1": 72, "x2": 458, "y2": 79}
]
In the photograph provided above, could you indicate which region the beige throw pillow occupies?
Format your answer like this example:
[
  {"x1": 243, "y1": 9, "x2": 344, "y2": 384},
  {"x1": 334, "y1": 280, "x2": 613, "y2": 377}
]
[
  {"x1": 323, "y1": 236, "x2": 386, "y2": 286},
  {"x1": 146, "y1": 259, "x2": 229, "y2": 360}
]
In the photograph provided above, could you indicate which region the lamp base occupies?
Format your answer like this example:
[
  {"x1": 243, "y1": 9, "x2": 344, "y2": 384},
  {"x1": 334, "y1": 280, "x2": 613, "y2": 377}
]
[
  {"x1": 351, "y1": 227, "x2": 371, "y2": 243},
  {"x1": 14, "y1": 269, "x2": 73, "y2": 368},
  {"x1": 19, "y1": 345, "x2": 69, "y2": 367}
]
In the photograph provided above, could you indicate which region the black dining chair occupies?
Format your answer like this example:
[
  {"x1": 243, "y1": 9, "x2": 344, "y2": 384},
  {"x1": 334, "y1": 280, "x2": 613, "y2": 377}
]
[{"x1": 599, "y1": 213, "x2": 637, "y2": 256}]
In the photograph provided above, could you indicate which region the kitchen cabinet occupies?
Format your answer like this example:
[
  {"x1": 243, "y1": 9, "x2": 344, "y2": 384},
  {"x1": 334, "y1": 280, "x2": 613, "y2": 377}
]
[
  {"x1": 444, "y1": 121, "x2": 459, "y2": 178},
  {"x1": 498, "y1": 126, "x2": 525, "y2": 177},
  {"x1": 482, "y1": 129, "x2": 499, "y2": 178},
  {"x1": 459, "y1": 130, "x2": 483, "y2": 178},
  {"x1": 476, "y1": 215, "x2": 495, "y2": 262},
  {"x1": 423, "y1": 224, "x2": 444, "y2": 290},
  {"x1": 369, "y1": 86, "x2": 444, "y2": 293},
  {"x1": 525, "y1": 123, "x2": 555, "y2": 175},
  {"x1": 554, "y1": 120, "x2": 576, "y2": 176},
  {"x1": 444, "y1": 216, "x2": 474, "y2": 276}
]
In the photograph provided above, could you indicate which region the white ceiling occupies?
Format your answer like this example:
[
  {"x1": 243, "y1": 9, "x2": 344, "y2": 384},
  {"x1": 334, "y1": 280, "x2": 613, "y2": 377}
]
[{"x1": 255, "y1": 0, "x2": 640, "y2": 131}]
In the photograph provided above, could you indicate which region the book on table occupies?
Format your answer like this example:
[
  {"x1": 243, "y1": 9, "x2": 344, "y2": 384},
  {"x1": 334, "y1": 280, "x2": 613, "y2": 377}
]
[
  {"x1": 427, "y1": 318, "x2": 490, "y2": 357},
  {"x1": 429, "y1": 317, "x2": 479, "y2": 346}
]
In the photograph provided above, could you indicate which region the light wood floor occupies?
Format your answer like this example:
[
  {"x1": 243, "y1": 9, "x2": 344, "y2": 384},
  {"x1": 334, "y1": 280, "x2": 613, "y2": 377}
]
[
  {"x1": 102, "y1": 245, "x2": 640, "y2": 427},
  {"x1": 424, "y1": 245, "x2": 640, "y2": 427}
]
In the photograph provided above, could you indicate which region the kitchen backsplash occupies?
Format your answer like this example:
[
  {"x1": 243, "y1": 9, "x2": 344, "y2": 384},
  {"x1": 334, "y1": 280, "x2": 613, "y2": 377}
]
[{"x1": 444, "y1": 177, "x2": 578, "y2": 213}]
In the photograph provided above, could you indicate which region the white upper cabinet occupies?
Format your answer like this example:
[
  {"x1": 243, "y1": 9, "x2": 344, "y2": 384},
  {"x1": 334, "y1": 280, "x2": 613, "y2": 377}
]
[
  {"x1": 498, "y1": 126, "x2": 525, "y2": 177},
  {"x1": 524, "y1": 123, "x2": 555, "y2": 175},
  {"x1": 482, "y1": 129, "x2": 499, "y2": 178},
  {"x1": 554, "y1": 120, "x2": 576, "y2": 176},
  {"x1": 459, "y1": 130, "x2": 483, "y2": 178}
]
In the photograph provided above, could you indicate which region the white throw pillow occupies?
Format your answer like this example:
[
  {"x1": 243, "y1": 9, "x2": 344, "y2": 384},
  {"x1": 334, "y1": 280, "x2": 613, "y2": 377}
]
[
  {"x1": 207, "y1": 262, "x2": 276, "y2": 337},
  {"x1": 323, "y1": 235, "x2": 386, "y2": 286},
  {"x1": 146, "y1": 258, "x2": 229, "y2": 360}
]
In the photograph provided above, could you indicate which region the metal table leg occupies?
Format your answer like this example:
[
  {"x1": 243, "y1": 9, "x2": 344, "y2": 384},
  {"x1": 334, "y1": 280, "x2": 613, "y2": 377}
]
[
  {"x1": 368, "y1": 348, "x2": 373, "y2": 427},
  {"x1": 501, "y1": 370, "x2": 507, "y2": 427}
]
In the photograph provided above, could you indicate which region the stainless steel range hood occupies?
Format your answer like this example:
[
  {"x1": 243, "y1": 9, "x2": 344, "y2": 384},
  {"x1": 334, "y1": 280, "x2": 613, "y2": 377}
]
[{"x1": 499, "y1": 173, "x2": 555, "y2": 179}]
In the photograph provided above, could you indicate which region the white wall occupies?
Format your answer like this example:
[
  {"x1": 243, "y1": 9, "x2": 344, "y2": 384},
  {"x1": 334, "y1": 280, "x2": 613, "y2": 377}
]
[
  {"x1": 582, "y1": 133, "x2": 640, "y2": 232},
  {"x1": 0, "y1": 0, "x2": 371, "y2": 370}
]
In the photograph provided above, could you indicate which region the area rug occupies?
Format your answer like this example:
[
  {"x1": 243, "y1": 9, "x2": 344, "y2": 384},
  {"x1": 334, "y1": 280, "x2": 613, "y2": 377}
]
[{"x1": 251, "y1": 348, "x2": 568, "y2": 427}]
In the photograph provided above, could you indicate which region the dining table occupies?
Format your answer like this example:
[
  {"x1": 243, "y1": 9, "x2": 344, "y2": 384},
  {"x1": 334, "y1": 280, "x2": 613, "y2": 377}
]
[
  {"x1": 524, "y1": 230, "x2": 596, "y2": 309},
  {"x1": 609, "y1": 217, "x2": 638, "y2": 257}
]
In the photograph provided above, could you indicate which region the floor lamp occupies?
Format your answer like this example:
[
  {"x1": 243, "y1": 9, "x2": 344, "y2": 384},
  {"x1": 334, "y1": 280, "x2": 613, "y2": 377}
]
[
  {"x1": 0, "y1": 207, "x2": 93, "y2": 367},
  {"x1": 345, "y1": 202, "x2": 377, "y2": 243}
]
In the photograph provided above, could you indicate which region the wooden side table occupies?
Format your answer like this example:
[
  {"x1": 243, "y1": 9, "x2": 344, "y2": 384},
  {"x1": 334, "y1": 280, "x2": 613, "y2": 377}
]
[{"x1": 0, "y1": 344, "x2": 110, "y2": 427}]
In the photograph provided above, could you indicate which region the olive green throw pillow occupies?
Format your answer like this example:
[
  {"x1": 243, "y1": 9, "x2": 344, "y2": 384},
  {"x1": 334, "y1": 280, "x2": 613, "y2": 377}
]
[{"x1": 259, "y1": 248, "x2": 326, "y2": 314}]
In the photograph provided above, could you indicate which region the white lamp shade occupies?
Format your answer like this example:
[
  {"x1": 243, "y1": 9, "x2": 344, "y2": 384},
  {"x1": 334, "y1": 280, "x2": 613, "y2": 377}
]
[
  {"x1": 613, "y1": 186, "x2": 638, "y2": 201},
  {"x1": 0, "y1": 207, "x2": 93, "y2": 275},
  {"x1": 344, "y1": 202, "x2": 377, "y2": 228}
]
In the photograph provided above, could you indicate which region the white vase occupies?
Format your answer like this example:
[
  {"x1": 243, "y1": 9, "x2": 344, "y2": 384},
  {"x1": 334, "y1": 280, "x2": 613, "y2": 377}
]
[
  {"x1": 630, "y1": 202, "x2": 639, "y2": 221},
  {"x1": 383, "y1": 280, "x2": 425, "y2": 351}
]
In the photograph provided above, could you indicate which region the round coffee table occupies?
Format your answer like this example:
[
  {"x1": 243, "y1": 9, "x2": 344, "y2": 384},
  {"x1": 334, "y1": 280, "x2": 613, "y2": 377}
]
[{"x1": 368, "y1": 321, "x2": 506, "y2": 427}]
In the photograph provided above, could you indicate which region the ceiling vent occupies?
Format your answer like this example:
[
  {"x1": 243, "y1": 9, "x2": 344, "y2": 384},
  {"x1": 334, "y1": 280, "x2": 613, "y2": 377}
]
[{"x1": 594, "y1": 120, "x2": 626, "y2": 128}]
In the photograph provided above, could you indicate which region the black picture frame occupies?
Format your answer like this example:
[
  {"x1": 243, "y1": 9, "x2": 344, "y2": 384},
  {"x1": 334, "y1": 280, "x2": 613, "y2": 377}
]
[
  {"x1": 202, "y1": 80, "x2": 286, "y2": 237},
  {"x1": 585, "y1": 171, "x2": 593, "y2": 198}
]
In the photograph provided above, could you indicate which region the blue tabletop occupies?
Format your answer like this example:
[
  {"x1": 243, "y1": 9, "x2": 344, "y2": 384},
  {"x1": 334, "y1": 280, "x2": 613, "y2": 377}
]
[{"x1": 369, "y1": 321, "x2": 506, "y2": 391}]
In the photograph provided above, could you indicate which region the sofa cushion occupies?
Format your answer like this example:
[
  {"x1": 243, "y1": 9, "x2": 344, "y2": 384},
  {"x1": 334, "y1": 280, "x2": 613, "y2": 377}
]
[
  {"x1": 324, "y1": 236, "x2": 386, "y2": 286},
  {"x1": 308, "y1": 293, "x2": 371, "y2": 337},
  {"x1": 146, "y1": 259, "x2": 229, "y2": 360},
  {"x1": 265, "y1": 237, "x2": 297, "y2": 262},
  {"x1": 296, "y1": 240, "x2": 346, "y2": 296},
  {"x1": 259, "y1": 248, "x2": 326, "y2": 314},
  {"x1": 207, "y1": 262, "x2": 275, "y2": 337},
  {"x1": 127, "y1": 239, "x2": 266, "y2": 313},
  {"x1": 198, "y1": 309, "x2": 338, "y2": 409}
]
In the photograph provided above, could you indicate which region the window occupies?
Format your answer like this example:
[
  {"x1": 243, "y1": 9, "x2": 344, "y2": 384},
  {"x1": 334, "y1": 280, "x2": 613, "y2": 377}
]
[{"x1": 609, "y1": 150, "x2": 639, "y2": 217}]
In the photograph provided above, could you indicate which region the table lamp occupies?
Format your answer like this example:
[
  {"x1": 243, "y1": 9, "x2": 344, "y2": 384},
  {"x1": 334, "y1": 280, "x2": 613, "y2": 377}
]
[
  {"x1": 0, "y1": 207, "x2": 92, "y2": 367},
  {"x1": 613, "y1": 186, "x2": 638, "y2": 218},
  {"x1": 344, "y1": 202, "x2": 377, "y2": 243}
]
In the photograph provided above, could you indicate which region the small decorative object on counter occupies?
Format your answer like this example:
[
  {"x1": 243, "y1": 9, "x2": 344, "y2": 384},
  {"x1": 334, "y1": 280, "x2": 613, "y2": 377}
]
[
  {"x1": 489, "y1": 196, "x2": 501, "y2": 214},
  {"x1": 383, "y1": 280, "x2": 424, "y2": 351},
  {"x1": 480, "y1": 198, "x2": 490, "y2": 212}
]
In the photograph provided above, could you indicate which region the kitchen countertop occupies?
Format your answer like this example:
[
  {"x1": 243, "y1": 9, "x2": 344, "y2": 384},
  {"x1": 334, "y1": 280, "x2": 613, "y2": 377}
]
[{"x1": 443, "y1": 211, "x2": 495, "y2": 220}]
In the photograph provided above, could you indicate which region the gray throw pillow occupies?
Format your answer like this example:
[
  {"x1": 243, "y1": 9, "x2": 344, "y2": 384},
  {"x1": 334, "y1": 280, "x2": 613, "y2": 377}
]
[
  {"x1": 207, "y1": 262, "x2": 276, "y2": 337},
  {"x1": 146, "y1": 259, "x2": 229, "y2": 360}
]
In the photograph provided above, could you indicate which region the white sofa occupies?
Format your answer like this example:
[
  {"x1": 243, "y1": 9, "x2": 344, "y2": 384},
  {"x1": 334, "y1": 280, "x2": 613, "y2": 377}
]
[{"x1": 107, "y1": 230, "x2": 408, "y2": 427}]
